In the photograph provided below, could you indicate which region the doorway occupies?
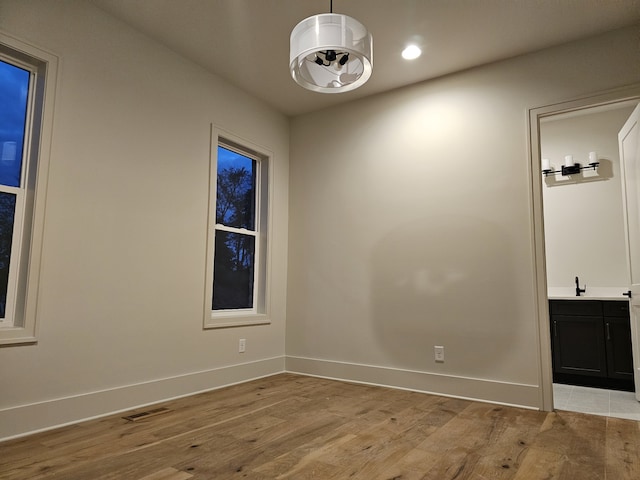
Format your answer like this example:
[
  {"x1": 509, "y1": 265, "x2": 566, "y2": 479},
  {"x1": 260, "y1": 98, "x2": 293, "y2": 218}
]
[{"x1": 529, "y1": 84, "x2": 640, "y2": 418}]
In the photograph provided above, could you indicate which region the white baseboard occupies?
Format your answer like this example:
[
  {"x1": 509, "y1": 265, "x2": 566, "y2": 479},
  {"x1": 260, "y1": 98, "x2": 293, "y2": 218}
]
[
  {"x1": 1, "y1": 355, "x2": 542, "y2": 442},
  {"x1": 286, "y1": 356, "x2": 540, "y2": 409},
  {"x1": 0, "y1": 356, "x2": 285, "y2": 441}
]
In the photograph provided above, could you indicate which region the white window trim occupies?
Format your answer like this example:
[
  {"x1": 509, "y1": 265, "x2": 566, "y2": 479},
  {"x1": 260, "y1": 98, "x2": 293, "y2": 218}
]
[
  {"x1": 204, "y1": 126, "x2": 272, "y2": 329},
  {"x1": 0, "y1": 32, "x2": 58, "y2": 345}
]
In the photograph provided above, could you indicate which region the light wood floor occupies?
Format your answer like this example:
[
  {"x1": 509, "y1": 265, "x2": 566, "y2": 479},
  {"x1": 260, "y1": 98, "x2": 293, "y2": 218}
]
[{"x1": 1, "y1": 373, "x2": 639, "y2": 479}]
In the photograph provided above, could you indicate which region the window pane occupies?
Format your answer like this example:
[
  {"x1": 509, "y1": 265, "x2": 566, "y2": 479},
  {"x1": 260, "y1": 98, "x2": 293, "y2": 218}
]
[
  {"x1": 216, "y1": 146, "x2": 256, "y2": 230},
  {"x1": 0, "y1": 60, "x2": 29, "y2": 187},
  {"x1": 212, "y1": 231, "x2": 255, "y2": 310},
  {"x1": 0, "y1": 192, "x2": 16, "y2": 318}
]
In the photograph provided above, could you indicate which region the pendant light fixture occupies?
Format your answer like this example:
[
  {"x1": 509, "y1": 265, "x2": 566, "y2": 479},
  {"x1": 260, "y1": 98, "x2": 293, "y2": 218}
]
[{"x1": 289, "y1": 0, "x2": 373, "y2": 93}]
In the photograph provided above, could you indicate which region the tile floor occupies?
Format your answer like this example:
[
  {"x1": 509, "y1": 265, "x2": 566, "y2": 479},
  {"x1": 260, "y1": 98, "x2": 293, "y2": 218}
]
[{"x1": 553, "y1": 383, "x2": 640, "y2": 420}]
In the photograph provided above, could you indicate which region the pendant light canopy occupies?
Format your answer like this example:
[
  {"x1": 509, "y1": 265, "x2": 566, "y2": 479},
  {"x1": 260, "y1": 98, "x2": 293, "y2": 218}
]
[{"x1": 289, "y1": 10, "x2": 373, "y2": 93}]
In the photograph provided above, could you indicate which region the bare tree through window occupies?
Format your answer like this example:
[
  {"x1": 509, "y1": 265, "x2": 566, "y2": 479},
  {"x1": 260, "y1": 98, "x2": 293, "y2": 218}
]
[{"x1": 212, "y1": 147, "x2": 258, "y2": 310}]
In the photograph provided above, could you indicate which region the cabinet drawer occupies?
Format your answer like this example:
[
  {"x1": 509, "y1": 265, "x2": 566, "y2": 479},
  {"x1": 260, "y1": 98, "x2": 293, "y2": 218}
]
[
  {"x1": 602, "y1": 300, "x2": 629, "y2": 317},
  {"x1": 550, "y1": 300, "x2": 602, "y2": 316}
]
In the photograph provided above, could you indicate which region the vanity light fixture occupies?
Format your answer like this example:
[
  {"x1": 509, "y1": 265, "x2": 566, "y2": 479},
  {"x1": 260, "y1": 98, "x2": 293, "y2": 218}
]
[
  {"x1": 289, "y1": 0, "x2": 373, "y2": 93},
  {"x1": 542, "y1": 152, "x2": 599, "y2": 177}
]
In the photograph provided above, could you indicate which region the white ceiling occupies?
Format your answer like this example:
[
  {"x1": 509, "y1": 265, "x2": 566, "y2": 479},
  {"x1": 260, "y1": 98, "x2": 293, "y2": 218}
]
[{"x1": 89, "y1": 0, "x2": 640, "y2": 117}]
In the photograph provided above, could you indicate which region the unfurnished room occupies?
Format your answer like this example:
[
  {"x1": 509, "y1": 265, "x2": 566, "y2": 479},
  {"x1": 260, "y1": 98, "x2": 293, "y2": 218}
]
[{"x1": 1, "y1": 1, "x2": 640, "y2": 478}]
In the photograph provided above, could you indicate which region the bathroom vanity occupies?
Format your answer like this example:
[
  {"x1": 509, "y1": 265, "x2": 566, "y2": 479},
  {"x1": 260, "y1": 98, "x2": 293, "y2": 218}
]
[{"x1": 549, "y1": 298, "x2": 634, "y2": 391}]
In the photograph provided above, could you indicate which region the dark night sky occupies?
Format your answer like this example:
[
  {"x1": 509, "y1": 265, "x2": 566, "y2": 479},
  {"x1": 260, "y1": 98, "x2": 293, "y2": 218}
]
[{"x1": 0, "y1": 60, "x2": 29, "y2": 187}]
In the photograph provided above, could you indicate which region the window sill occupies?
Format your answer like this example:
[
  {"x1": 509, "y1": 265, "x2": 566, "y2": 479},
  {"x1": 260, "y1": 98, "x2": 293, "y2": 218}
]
[
  {"x1": 0, "y1": 326, "x2": 37, "y2": 346},
  {"x1": 204, "y1": 313, "x2": 270, "y2": 329}
]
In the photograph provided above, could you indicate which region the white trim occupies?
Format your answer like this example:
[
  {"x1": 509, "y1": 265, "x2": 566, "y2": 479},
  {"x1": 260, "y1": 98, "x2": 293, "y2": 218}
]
[
  {"x1": 285, "y1": 356, "x2": 540, "y2": 409},
  {"x1": 0, "y1": 356, "x2": 285, "y2": 442},
  {"x1": 0, "y1": 354, "x2": 543, "y2": 442},
  {"x1": 215, "y1": 225, "x2": 258, "y2": 236}
]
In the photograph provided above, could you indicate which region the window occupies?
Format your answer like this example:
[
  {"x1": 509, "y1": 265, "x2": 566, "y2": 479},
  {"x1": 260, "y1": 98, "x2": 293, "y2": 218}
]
[
  {"x1": 204, "y1": 130, "x2": 270, "y2": 328},
  {"x1": 213, "y1": 146, "x2": 257, "y2": 310},
  {"x1": 0, "y1": 59, "x2": 28, "y2": 325},
  {"x1": 0, "y1": 35, "x2": 57, "y2": 344}
]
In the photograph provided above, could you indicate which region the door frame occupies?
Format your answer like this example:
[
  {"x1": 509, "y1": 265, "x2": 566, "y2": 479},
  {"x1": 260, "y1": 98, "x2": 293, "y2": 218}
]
[{"x1": 528, "y1": 83, "x2": 640, "y2": 412}]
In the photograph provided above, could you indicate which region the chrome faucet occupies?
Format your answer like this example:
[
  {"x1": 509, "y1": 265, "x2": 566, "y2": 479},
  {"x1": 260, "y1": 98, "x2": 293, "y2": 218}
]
[{"x1": 575, "y1": 276, "x2": 586, "y2": 296}]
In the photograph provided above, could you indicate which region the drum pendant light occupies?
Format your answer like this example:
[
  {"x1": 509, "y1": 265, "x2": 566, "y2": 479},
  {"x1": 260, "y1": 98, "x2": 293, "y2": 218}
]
[{"x1": 289, "y1": 1, "x2": 373, "y2": 93}]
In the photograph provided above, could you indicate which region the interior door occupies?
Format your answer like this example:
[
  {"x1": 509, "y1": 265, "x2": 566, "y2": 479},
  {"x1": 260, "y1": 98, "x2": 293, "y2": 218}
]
[{"x1": 618, "y1": 103, "x2": 640, "y2": 400}]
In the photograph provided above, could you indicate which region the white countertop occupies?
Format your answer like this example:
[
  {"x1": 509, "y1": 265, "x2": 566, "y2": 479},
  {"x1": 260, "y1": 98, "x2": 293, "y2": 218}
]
[{"x1": 547, "y1": 287, "x2": 629, "y2": 300}]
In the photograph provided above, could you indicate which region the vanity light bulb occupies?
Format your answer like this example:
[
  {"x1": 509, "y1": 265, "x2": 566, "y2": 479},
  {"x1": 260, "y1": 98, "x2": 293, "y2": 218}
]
[
  {"x1": 542, "y1": 158, "x2": 551, "y2": 171},
  {"x1": 564, "y1": 155, "x2": 574, "y2": 167},
  {"x1": 589, "y1": 151, "x2": 598, "y2": 163}
]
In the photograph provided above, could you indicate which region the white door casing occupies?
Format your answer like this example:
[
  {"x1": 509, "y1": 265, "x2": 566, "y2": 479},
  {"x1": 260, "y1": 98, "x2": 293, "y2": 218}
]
[
  {"x1": 529, "y1": 84, "x2": 640, "y2": 412},
  {"x1": 618, "y1": 103, "x2": 640, "y2": 401}
]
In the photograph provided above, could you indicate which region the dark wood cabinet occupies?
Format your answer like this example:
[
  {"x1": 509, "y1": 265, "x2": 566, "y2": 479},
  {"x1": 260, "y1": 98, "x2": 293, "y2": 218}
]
[
  {"x1": 550, "y1": 299, "x2": 634, "y2": 391},
  {"x1": 551, "y1": 300, "x2": 607, "y2": 377},
  {"x1": 603, "y1": 301, "x2": 634, "y2": 381}
]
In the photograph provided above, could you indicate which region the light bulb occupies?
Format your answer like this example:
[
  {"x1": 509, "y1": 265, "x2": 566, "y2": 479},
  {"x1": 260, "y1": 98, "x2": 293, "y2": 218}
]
[
  {"x1": 402, "y1": 45, "x2": 422, "y2": 60},
  {"x1": 542, "y1": 158, "x2": 551, "y2": 171}
]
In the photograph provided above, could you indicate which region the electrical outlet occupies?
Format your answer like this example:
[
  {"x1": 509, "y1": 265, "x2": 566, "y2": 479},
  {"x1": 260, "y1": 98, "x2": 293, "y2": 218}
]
[
  {"x1": 434, "y1": 345, "x2": 444, "y2": 362},
  {"x1": 239, "y1": 338, "x2": 246, "y2": 353}
]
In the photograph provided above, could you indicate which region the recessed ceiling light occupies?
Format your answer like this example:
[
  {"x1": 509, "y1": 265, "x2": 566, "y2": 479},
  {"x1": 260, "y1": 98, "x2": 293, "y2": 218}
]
[{"x1": 401, "y1": 45, "x2": 422, "y2": 60}]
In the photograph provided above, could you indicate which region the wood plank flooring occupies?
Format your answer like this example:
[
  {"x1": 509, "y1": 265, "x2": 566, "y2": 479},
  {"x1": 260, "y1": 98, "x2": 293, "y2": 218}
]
[{"x1": 1, "y1": 373, "x2": 639, "y2": 479}]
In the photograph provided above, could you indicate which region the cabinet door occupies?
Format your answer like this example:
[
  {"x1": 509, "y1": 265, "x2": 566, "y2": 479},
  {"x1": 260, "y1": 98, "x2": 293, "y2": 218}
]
[
  {"x1": 605, "y1": 317, "x2": 634, "y2": 379},
  {"x1": 552, "y1": 315, "x2": 607, "y2": 377}
]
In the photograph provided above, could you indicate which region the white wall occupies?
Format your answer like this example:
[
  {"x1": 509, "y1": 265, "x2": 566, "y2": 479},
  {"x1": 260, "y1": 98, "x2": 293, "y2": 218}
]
[
  {"x1": 287, "y1": 26, "x2": 640, "y2": 407},
  {"x1": 0, "y1": 0, "x2": 289, "y2": 439},
  {"x1": 541, "y1": 106, "x2": 635, "y2": 293}
]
